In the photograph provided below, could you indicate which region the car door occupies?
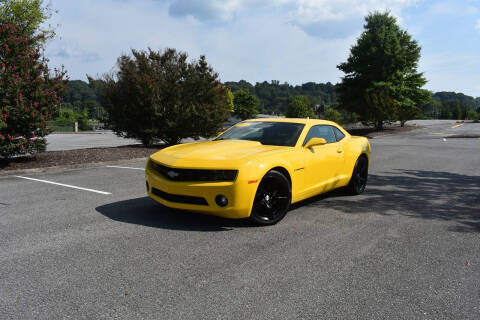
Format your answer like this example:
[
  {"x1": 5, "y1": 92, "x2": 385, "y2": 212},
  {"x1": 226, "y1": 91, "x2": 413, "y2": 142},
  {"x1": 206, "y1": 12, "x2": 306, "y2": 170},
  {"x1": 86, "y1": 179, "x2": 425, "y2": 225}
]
[
  {"x1": 331, "y1": 125, "x2": 348, "y2": 177},
  {"x1": 302, "y1": 125, "x2": 345, "y2": 196}
]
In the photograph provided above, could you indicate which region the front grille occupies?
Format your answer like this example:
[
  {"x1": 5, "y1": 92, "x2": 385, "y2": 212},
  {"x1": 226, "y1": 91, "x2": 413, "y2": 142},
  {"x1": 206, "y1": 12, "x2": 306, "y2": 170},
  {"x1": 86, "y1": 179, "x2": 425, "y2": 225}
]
[
  {"x1": 151, "y1": 187, "x2": 208, "y2": 206},
  {"x1": 150, "y1": 161, "x2": 238, "y2": 182}
]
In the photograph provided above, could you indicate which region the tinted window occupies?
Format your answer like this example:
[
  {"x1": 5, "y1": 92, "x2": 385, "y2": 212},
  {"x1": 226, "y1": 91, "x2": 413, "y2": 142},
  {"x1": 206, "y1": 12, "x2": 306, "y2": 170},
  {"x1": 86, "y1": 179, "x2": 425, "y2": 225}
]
[
  {"x1": 216, "y1": 122, "x2": 305, "y2": 147},
  {"x1": 333, "y1": 126, "x2": 345, "y2": 141},
  {"x1": 303, "y1": 125, "x2": 336, "y2": 145}
]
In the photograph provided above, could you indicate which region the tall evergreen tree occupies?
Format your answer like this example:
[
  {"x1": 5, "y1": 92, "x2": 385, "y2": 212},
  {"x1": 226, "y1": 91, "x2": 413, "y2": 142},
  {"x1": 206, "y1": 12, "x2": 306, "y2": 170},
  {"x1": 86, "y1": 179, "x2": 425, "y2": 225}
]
[{"x1": 337, "y1": 12, "x2": 430, "y2": 129}]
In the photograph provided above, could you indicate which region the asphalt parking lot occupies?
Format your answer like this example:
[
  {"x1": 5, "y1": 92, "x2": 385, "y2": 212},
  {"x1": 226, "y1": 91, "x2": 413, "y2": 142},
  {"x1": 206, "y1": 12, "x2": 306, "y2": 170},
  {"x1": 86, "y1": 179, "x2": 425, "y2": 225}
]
[{"x1": 1, "y1": 120, "x2": 479, "y2": 319}]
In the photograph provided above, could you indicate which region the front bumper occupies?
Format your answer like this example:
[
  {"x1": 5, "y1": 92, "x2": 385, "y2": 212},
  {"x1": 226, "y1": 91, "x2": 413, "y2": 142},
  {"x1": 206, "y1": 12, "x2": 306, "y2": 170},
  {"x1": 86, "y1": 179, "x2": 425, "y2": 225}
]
[{"x1": 145, "y1": 162, "x2": 258, "y2": 219}]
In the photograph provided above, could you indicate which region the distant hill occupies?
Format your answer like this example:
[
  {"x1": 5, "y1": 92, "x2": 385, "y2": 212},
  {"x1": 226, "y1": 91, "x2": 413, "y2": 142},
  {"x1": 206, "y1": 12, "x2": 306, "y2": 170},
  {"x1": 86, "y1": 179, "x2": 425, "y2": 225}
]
[{"x1": 432, "y1": 92, "x2": 480, "y2": 110}]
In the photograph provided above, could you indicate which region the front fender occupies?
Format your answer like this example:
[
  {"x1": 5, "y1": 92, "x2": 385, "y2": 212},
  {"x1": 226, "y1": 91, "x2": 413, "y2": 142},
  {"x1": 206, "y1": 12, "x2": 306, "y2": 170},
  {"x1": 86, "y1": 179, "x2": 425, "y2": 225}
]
[{"x1": 242, "y1": 155, "x2": 301, "y2": 199}]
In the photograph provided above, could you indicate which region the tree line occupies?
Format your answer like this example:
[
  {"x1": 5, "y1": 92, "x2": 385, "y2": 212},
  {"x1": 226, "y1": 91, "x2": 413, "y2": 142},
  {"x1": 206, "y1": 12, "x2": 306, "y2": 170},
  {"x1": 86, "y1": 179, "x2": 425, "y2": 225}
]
[{"x1": 65, "y1": 78, "x2": 480, "y2": 122}]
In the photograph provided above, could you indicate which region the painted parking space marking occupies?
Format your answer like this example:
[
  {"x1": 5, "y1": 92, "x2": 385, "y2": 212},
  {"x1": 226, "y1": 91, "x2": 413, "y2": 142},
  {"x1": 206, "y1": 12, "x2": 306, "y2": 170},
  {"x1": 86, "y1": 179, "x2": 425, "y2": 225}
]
[
  {"x1": 15, "y1": 176, "x2": 112, "y2": 195},
  {"x1": 106, "y1": 165, "x2": 145, "y2": 171}
]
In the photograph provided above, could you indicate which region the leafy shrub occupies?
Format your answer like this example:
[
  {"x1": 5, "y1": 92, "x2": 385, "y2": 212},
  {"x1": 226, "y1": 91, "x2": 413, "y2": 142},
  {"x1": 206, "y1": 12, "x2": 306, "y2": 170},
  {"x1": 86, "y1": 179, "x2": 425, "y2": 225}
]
[
  {"x1": 233, "y1": 90, "x2": 259, "y2": 120},
  {"x1": 0, "y1": 22, "x2": 67, "y2": 158},
  {"x1": 285, "y1": 96, "x2": 316, "y2": 118},
  {"x1": 97, "y1": 48, "x2": 233, "y2": 146},
  {"x1": 324, "y1": 108, "x2": 342, "y2": 123}
]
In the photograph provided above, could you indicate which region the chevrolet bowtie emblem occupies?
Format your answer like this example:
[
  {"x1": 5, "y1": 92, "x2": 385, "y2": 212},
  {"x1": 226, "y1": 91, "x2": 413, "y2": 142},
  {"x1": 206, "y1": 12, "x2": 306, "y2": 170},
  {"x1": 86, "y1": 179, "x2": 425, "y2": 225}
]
[{"x1": 167, "y1": 170, "x2": 180, "y2": 178}]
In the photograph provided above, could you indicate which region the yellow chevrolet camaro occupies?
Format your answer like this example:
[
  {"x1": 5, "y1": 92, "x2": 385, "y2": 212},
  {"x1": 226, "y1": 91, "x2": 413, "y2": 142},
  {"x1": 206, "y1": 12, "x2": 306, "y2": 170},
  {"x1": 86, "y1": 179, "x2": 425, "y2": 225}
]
[{"x1": 146, "y1": 118, "x2": 371, "y2": 225}]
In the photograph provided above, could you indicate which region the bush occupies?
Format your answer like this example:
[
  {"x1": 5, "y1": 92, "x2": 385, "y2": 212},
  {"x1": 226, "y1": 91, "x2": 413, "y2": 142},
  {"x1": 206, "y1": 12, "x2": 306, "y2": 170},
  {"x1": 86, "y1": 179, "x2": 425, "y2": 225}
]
[
  {"x1": 467, "y1": 110, "x2": 479, "y2": 121},
  {"x1": 285, "y1": 96, "x2": 316, "y2": 118},
  {"x1": 0, "y1": 22, "x2": 67, "y2": 158},
  {"x1": 97, "y1": 48, "x2": 233, "y2": 146},
  {"x1": 233, "y1": 90, "x2": 258, "y2": 120},
  {"x1": 77, "y1": 112, "x2": 91, "y2": 131},
  {"x1": 324, "y1": 108, "x2": 342, "y2": 123}
]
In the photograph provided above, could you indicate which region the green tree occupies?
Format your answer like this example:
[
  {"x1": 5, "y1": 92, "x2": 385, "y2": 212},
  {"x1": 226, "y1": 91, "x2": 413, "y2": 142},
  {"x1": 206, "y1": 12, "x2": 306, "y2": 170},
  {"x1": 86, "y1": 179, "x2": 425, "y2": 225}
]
[
  {"x1": 420, "y1": 98, "x2": 441, "y2": 119},
  {"x1": 84, "y1": 100, "x2": 99, "y2": 119},
  {"x1": 97, "y1": 48, "x2": 233, "y2": 146},
  {"x1": 455, "y1": 104, "x2": 462, "y2": 120},
  {"x1": 224, "y1": 80, "x2": 337, "y2": 116},
  {"x1": 439, "y1": 103, "x2": 452, "y2": 119},
  {"x1": 0, "y1": 3, "x2": 67, "y2": 158},
  {"x1": 337, "y1": 12, "x2": 429, "y2": 130},
  {"x1": 0, "y1": 0, "x2": 55, "y2": 42},
  {"x1": 55, "y1": 108, "x2": 78, "y2": 122},
  {"x1": 285, "y1": 96, "x2": 316, "y2": 118},
  {"x1": 323, "y1": 107, "x2": 342, "y2": 124},
  {"x1": 233, "y1": 90, "x2": 259, "y2": 120},
  {"x1": 466, "y1": 109, "x2": 478, "y2": 120}
]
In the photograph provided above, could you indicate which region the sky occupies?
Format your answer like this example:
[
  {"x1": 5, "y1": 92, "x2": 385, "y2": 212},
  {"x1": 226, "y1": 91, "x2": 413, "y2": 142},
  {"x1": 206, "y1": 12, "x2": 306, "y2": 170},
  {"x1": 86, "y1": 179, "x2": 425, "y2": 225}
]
[{"x1": 45, "y1": 0, "x2": 480, "y2": 97}]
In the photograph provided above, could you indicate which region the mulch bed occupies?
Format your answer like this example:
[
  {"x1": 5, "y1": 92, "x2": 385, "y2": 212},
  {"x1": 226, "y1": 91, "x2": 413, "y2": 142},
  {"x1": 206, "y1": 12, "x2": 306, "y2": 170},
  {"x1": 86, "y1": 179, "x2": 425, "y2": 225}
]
[
  {"x1": 346, "y1": 124, "x2": 421, "y2": 138},
  {"x1": 0, "y1": 145, "x2": 163, "y2": 173},
  {"x1": 0, "y1": 125, "x2": 421, "y2": 174}
]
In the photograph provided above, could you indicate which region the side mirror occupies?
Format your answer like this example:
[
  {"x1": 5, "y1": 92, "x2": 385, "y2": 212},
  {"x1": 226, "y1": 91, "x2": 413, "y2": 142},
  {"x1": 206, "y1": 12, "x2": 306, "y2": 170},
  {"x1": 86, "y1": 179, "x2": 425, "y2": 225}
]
[{"x1": 304, "y1": 137, "x2": 327, "y2": 149}]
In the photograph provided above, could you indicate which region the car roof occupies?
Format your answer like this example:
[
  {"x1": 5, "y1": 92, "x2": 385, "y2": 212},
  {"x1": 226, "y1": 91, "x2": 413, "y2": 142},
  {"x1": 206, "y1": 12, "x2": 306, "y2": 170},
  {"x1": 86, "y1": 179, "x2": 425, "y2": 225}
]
[{"x1": 248, "y1": 117, "x2": 339, "y2": 126}]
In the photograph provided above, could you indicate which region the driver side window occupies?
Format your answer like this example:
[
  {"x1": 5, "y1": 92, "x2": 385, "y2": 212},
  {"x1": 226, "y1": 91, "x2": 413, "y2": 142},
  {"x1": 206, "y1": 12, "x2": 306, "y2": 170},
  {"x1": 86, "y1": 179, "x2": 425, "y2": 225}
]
[{"x1": 303, "y1": 125, "x2": 336, "y2": 146}]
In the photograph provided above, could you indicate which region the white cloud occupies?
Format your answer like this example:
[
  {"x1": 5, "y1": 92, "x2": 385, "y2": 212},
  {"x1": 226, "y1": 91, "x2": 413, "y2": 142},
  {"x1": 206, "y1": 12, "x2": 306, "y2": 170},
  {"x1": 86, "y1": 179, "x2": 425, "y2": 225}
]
[
  {"x1": 294, "y1": 0, "x2": 420, "y2": 22},
  {"x1": 49, "y1": 43, "x2": 100, "y2": 62},
  {"x1": 160, "y1": 0, "x2": 424, "y2": 39},
  {"x1": 164, "y1": 0, "x2": 422, "y2": 23},
  {"x1": 167, "y1": 0, "x2": 289, "y2": 21},
  {"x1": 288, "y1": 0, "x2": 423, "y2": 37},
  {"x1": 47, "y1": 0, "x2": 354, "y2": 83}
]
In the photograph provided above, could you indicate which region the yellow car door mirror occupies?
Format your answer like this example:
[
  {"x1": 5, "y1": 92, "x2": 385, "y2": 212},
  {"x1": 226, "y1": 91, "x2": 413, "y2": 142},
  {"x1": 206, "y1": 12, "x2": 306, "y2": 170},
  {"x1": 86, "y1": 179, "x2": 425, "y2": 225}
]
[{"x1": 304, "y1": 137, "x2": 327, "y2": 149}]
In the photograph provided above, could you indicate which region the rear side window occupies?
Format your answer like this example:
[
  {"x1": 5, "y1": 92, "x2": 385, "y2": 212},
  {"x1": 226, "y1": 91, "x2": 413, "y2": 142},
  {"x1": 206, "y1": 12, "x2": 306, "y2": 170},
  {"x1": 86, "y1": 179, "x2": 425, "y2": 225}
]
[
  {"x1": 303, "y1": 125, "x2": 336, "y2": 145},
  {"x1": 333, "y1": 127, "x2": 345, "y2": 141}
]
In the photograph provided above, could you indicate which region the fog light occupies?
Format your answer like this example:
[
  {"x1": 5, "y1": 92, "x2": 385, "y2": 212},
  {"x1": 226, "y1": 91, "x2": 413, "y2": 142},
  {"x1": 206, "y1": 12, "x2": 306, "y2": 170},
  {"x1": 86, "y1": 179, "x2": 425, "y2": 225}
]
[
  {"x1": 146, "y1": 181, "x2": 150, "y2": 192},
  {"x1": 215, "y1": 195, "x2": 228, "y2": 207}
]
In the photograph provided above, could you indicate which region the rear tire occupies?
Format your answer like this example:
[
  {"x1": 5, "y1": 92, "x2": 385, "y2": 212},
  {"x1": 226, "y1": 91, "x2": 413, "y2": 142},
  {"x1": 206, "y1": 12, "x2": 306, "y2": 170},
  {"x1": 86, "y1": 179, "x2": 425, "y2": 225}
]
[
  {"x1": 250, "y1": 170, "x2": 291, "y2": 226},
  {"x1": 347, "y1": 156, "x2": 368, "y2": 195}
]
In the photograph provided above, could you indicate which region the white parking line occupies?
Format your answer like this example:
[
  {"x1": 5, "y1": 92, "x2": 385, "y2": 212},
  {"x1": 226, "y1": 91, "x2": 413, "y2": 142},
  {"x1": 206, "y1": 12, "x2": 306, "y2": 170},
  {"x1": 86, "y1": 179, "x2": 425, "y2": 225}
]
[
  {"x1": 15, "y1": 176, "x2": 112, "y2": 195},
  {"x1": 106, "y1": 165, "x2": 145, "y2": 171}
]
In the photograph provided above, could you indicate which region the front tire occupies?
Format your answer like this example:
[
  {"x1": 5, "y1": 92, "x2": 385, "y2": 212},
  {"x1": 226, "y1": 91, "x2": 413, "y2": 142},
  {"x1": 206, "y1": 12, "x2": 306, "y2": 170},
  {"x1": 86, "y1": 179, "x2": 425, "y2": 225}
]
[
  {"x1": 347, "y1": 155, "x2": 368, "y2": 195},
  {"x1": 250, "y1": 170, "x2": 291, "y2": 226}
]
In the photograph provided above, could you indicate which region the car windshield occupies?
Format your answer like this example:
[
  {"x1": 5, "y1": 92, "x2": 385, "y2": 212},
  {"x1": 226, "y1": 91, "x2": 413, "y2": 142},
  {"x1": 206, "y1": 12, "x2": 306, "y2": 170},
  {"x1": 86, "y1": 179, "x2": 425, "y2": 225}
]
[{"x1": 215, "y1": 121, "x2": 305, "y2": 147}]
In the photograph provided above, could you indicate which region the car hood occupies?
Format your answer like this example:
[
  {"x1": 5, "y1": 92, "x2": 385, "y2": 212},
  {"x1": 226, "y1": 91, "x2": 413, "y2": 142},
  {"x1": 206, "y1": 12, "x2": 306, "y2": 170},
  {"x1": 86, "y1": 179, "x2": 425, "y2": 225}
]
[{"x1": 150, "y1": 140, "x2": 289, "y2": 168}]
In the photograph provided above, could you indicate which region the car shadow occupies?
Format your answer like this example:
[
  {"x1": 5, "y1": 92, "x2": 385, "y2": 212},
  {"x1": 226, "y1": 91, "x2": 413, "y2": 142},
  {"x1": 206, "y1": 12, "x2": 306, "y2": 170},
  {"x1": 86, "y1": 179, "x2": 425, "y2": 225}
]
[
  {"x1": 97, "y1": 170, "x2": 480, "y2": 233},
  {"x1": 299, "y1": 170, "x2": 480, "y2": 233},
  {"x1": 96, "y1": 197, "x2": 251, "y2": 232}
]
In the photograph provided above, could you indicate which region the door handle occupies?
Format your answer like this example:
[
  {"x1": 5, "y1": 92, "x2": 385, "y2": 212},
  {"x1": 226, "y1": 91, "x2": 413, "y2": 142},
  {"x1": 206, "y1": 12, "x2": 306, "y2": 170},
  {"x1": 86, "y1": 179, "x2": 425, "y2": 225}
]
[{"x1": 337, "y1": 148, "x2": 343, "y2": 153}]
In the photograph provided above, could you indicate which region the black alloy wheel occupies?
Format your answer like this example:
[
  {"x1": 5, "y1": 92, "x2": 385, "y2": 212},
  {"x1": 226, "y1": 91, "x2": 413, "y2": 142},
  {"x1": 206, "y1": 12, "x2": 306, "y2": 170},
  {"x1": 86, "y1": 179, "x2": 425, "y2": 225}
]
[
  {"x1": 250, "y1": 170, "x2": 291, "y2": 226},
  {"x1": 347, "y1": 156, "x2": 368, "y2": 195}
]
